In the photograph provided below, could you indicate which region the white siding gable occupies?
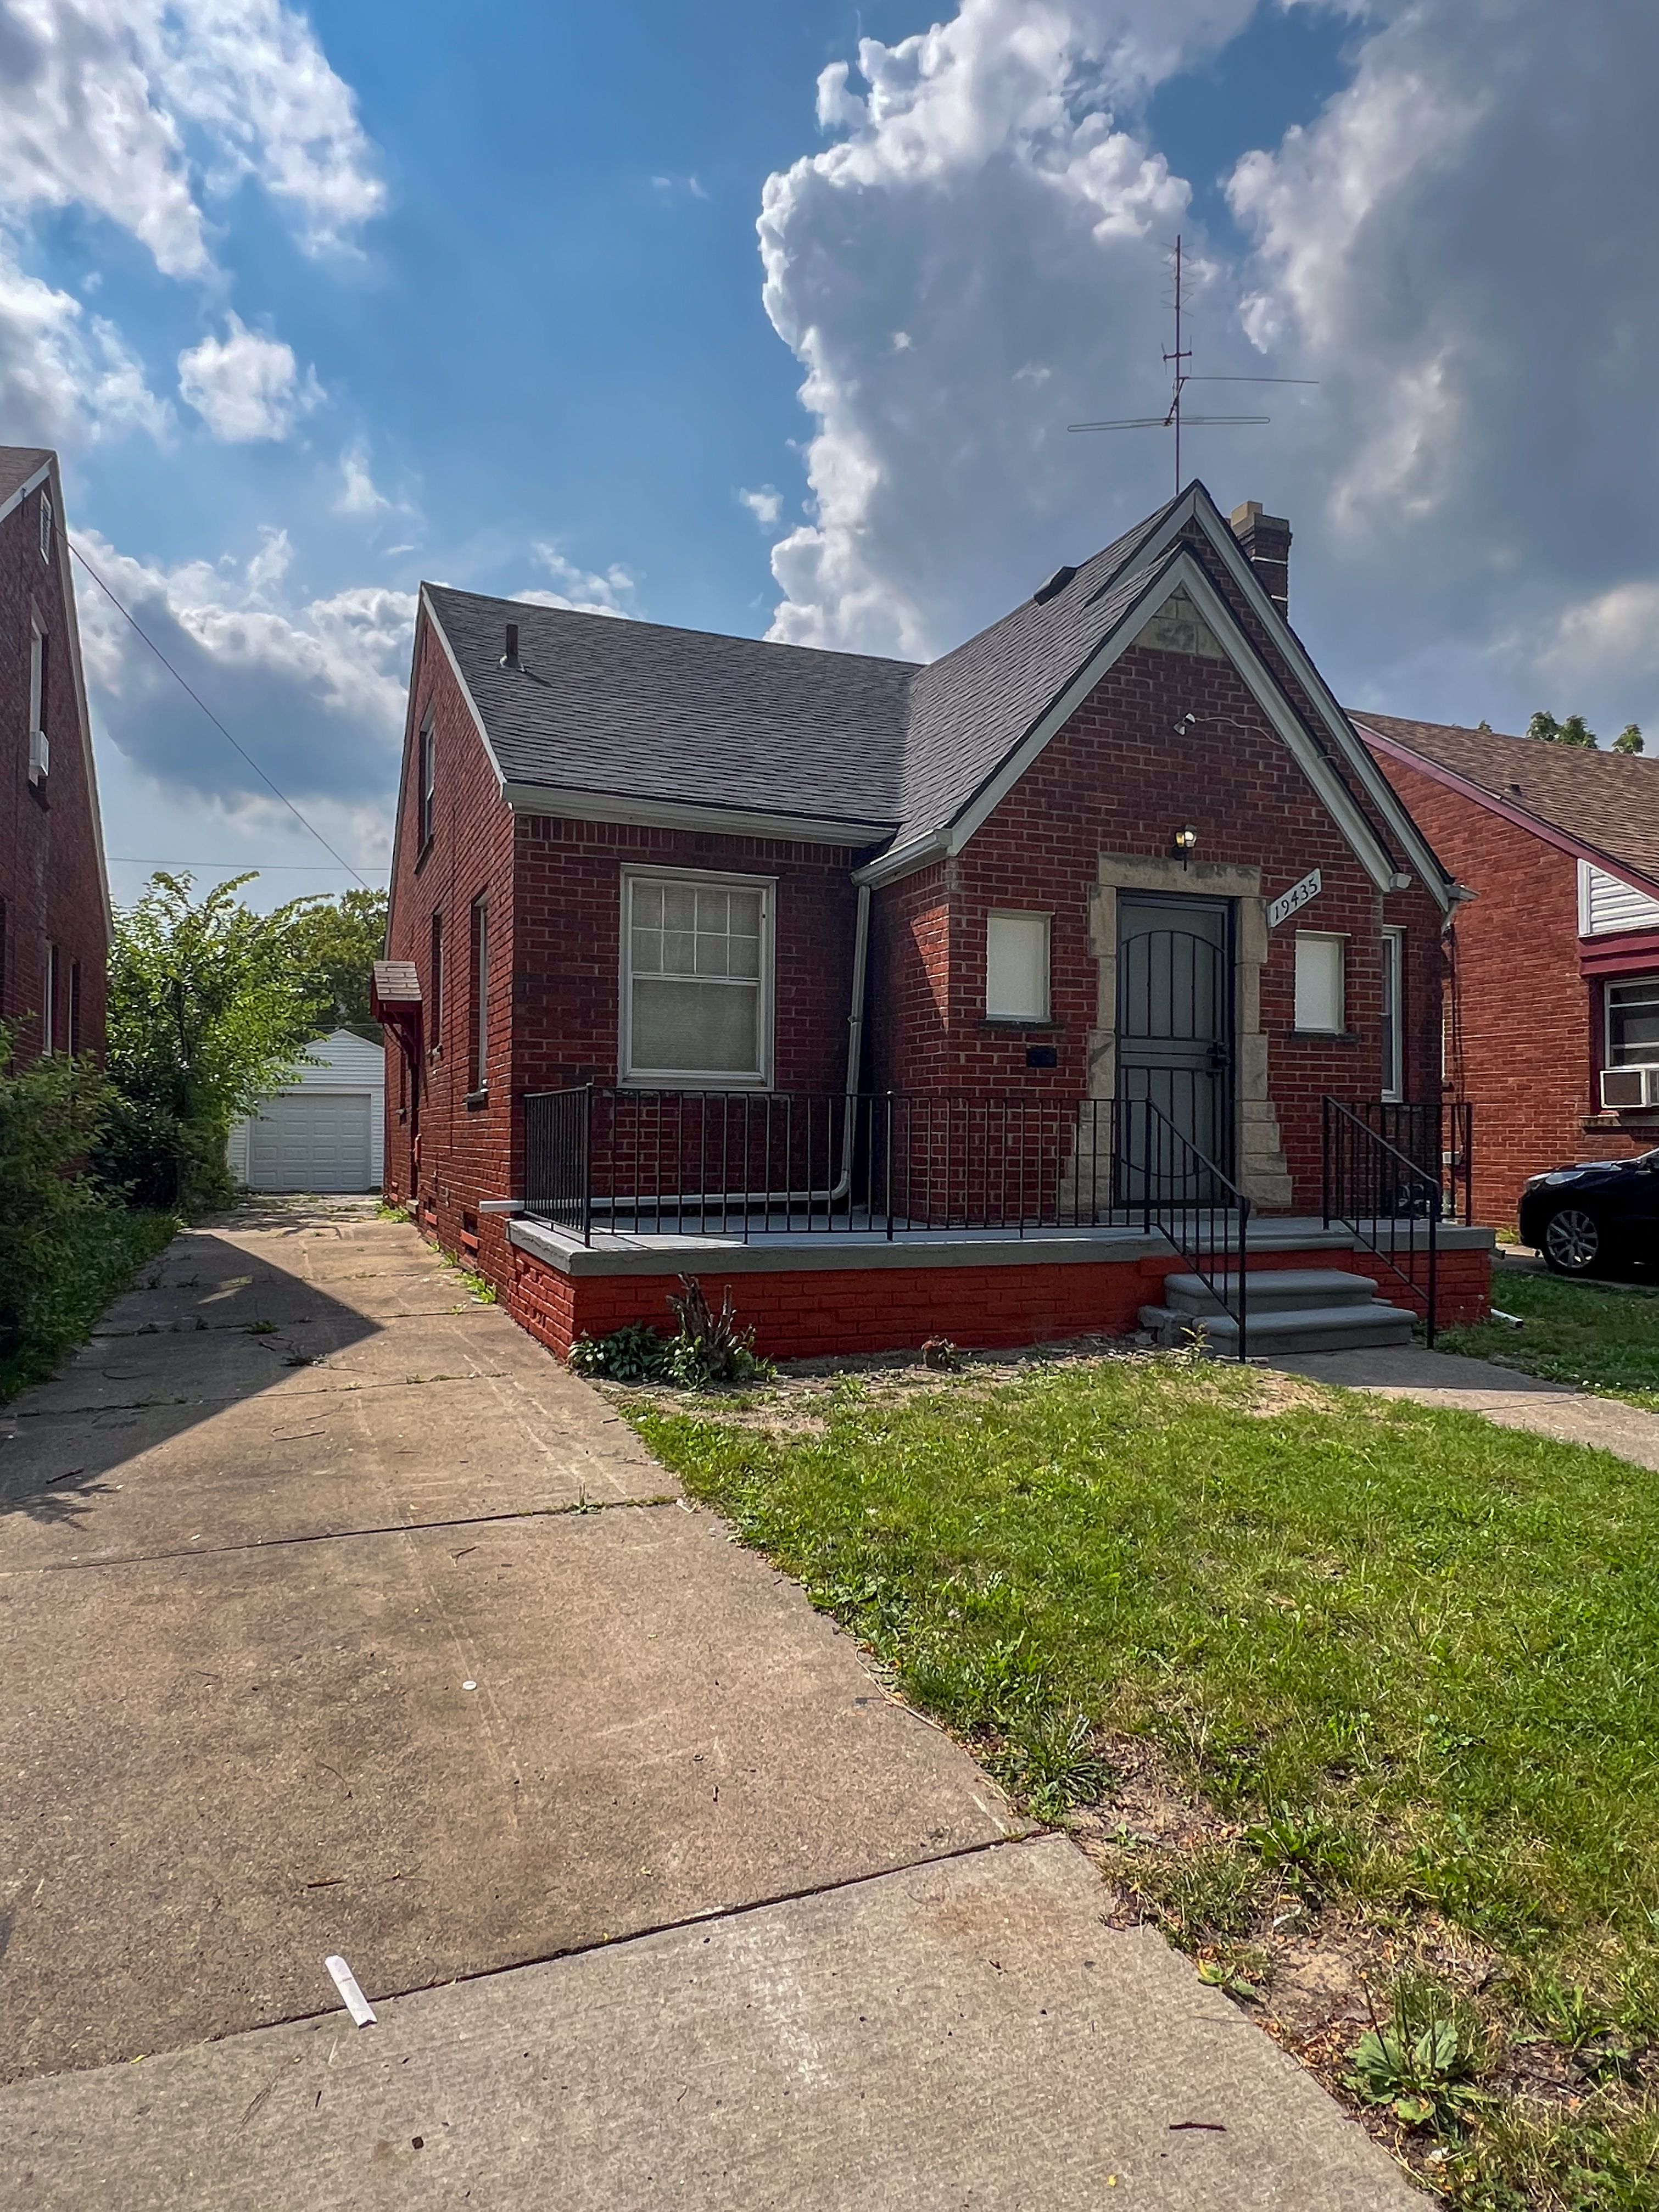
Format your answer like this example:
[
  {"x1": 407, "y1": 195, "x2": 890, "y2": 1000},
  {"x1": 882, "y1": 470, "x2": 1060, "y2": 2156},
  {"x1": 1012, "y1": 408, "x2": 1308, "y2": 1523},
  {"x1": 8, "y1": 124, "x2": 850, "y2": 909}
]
[
  {"x1": 1579, "y1": 860, "x2": 1659, "y2": 937},
  {"x1": 228, "y1": 1031, "x2": 386, "y2": 1190}
]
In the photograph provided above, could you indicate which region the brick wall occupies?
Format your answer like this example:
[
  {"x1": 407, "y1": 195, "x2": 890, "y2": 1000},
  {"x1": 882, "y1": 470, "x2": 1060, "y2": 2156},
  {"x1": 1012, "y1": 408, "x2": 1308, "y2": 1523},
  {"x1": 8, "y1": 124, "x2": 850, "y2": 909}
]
[
  {"x1": 872, "y1": 632, "x2": 1444, "y2": 1210},
  {"x1": 0, "y1": 473, "x2": 108, "y2": 1064},
  {"x1": 1371, "y1": 751, "x2": 1658, "y2": 1223},
  {"x1": 502, "y1": 1237, "x2": 1489, "y2": 1362}
]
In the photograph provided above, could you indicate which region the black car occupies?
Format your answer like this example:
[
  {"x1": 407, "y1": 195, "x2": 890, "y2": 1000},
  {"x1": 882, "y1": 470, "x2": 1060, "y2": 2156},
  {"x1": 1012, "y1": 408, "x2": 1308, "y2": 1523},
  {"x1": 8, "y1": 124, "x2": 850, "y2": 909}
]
[{"x1": 1518, "y1": 1149, "x2": 1659, "y2": 1275}]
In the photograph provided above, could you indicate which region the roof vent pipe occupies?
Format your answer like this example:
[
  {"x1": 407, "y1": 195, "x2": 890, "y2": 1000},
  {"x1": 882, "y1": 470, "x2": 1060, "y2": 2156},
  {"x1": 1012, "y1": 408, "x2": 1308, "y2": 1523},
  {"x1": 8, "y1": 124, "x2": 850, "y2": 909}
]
[{"x1": 501, "y1": 622, "x2": 521, "y2": 671}]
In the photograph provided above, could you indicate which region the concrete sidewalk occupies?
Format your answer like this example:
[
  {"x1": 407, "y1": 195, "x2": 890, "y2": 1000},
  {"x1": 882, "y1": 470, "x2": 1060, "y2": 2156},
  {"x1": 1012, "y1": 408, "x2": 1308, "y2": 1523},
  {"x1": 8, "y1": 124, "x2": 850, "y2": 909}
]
[
  {"x1": 0, "y1": 1202, "x2": 1418, "y2": 2207},
  {"x1": 1276, "y1": 1340, "x2": 1659, "y2": 1468}
]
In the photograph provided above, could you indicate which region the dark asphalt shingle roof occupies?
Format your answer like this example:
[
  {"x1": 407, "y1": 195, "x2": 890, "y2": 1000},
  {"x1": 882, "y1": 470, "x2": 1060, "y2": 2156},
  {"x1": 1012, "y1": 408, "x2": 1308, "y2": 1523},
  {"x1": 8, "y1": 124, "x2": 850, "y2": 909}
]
[
  {"x1": 0, "y1": 446, "x2": 52, "y2": 510},
  {"x1": 423, "y1": 491, "x2": 1189, "y2": 851},
  {"x1": 426, "y1": 586, "x2": 916, "y2": 831},
  {"x1": 1356, "y1": 712, "x2": 1659, "y2": 893}
]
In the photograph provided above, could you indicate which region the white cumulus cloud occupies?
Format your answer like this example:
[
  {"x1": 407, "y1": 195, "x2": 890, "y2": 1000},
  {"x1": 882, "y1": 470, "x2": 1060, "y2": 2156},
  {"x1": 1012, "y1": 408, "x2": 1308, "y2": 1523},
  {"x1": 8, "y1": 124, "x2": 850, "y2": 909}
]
[
  {"x1": 0, "y1": 245, "x2": 171, "y2": 445},
  {"x1": 754, "y1": 0, "x2": 1659, "y2": 742},
  {"x1": 516, "y1": 544, "x2": 639, "y2": 618},
  {"x1": 177, "y1": 314, "x2": 318, "y2": 441},
  {"x1": 738, "y1": 485, "x2": 783, "y2": 528},
  {"x1": 75, "y1": 524, "x2": 415, "y2": 811}
]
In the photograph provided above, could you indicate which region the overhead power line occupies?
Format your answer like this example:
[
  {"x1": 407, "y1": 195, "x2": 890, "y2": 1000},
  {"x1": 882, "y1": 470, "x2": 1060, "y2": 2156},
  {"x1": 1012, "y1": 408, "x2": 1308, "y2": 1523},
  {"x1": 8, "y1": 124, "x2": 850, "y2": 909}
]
[
  {"x1": 108, "y1": 858, "x2": 390, "y2": 873},
  {"x1": 68, "y1": 536, "x2": 372, "y2": 890}
]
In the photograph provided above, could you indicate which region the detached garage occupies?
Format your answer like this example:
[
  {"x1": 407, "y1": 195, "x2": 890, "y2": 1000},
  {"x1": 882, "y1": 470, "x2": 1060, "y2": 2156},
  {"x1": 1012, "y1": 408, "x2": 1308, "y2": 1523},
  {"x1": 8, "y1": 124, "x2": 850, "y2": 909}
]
[{"x1": 228, "y1": 1029, "x2": 385, "y2": 1194}]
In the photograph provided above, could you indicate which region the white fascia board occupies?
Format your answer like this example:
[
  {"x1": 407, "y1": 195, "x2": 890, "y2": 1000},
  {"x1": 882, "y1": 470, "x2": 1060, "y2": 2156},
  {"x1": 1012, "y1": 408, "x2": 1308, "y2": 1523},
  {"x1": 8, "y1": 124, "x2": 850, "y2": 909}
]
[
  {"x1": 503, "y1": 780, "x2": 892, "y2": 847},
  {"x1": 1137, "y1": 490, "x2": 1453, "y2": 908},
  {"x1": 0, "y1": 457, "x2": 51, "y2": 529},
  {"x1": 41, "y1": 456, "x2": 113, "y2": 935},
  {"x1": 927, "y1": 548, "x2": 1401, "y2": 896},
  {"x1": 853, "y1": 829, "x2": 950, "y2": 889},
  {"x1": 419, "y1": 585, "x2": 507, "y2": 787}
]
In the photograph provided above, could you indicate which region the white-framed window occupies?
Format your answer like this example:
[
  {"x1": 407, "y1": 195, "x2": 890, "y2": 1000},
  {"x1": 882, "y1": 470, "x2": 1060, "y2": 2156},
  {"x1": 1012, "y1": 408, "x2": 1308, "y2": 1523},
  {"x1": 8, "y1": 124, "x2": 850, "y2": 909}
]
[
  {"x1": 621, "y1": 869, "x2": 773, "y2": 1086},
  {"x1": 1605, "y1": 976, "x2": 1659, "y2": 1068},
  {"x1": 1294, "y1": 931, "x2": 1347, "y2": 1034},
  {"x1": 985, "y1": 910, "x2": 1051, "y2": 1021},
  {"x1": 27, "y1": 616, "x2": 48, "y2": 784},
  {"x1": 38, "y1": 490, "x2": 53, "y2": 565},
  {"x1": 469, "y1": 896, "x2": 489, "y2": 1095},
  {"x1": 418, "y1": 715, "x2": 436, "y2": 848},
  {"x1": 1381, "y1": 926, "x2": 1406, "y2": 1100}
]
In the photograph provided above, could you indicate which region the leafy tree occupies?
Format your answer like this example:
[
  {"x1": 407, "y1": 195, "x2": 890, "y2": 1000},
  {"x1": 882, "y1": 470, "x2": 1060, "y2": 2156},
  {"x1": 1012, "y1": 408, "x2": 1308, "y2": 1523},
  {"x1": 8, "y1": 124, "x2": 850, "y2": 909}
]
[
  {"x1": 1615, "y1": 723, "x2": 1645, "y2": 755},
  {"x1": 99, "y1": 873, "x2": 320, "y2": 1211},
  {"x1": 277, "y1": 887, "x2": 388, "y2": 1036},
  {"x1": 1526, "y1": 709, "x2": 1597, "y2": 747}
]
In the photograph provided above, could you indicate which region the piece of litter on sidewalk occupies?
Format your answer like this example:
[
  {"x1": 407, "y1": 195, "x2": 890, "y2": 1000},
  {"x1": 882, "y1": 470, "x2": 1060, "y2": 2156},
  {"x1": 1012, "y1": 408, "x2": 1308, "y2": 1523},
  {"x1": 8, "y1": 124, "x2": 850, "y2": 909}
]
[
  {"x1": 325, "y1": 1953, "x2": 376, "y2": 2027},
  {"x1": 462, "y1": 1680, "x2": 477, "y2": 1691}
]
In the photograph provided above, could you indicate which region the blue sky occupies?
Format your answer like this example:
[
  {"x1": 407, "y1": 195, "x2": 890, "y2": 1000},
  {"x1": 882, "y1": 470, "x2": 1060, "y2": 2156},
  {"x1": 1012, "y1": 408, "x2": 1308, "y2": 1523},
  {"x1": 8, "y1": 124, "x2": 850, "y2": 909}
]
[{"x1": 7, "y1": 1, "x2": 1655, "y2": 909}]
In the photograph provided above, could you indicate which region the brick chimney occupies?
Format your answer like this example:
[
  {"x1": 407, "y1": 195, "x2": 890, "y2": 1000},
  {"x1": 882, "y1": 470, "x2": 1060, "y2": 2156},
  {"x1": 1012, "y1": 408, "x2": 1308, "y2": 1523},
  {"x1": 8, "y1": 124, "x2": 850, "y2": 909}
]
[{"x1": 1230, "y1": 500, "x2": 1291, "y2": 620}]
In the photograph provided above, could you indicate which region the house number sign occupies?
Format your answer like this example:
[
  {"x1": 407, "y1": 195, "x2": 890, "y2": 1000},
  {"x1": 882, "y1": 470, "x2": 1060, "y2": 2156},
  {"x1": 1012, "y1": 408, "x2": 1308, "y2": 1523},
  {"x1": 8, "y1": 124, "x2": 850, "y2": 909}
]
[{"x1": 1267, "y1": 869, "x2": 1322, "y2": 928}]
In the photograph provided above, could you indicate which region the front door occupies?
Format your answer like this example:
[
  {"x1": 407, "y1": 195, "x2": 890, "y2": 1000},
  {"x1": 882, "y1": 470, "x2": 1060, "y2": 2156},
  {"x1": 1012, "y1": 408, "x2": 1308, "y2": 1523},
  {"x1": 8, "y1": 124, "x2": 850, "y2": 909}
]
[{"x1": 1115, "y1": 895, "x2": 1235, "y2": 1199}]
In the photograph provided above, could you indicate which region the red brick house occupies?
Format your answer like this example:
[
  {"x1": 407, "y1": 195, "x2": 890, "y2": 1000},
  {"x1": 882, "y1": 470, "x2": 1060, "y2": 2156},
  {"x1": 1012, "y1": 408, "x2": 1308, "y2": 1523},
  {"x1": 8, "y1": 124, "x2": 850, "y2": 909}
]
[
  {"x1": 0, "y1": 448, "x2": 110, "y2": 1066},
  {"x1": 1360, "y1": 713, "x2": 1659, "y2": 1225},
  {"x1": 376, "y1": 483, "x2": 1491, "y2": 1359}
]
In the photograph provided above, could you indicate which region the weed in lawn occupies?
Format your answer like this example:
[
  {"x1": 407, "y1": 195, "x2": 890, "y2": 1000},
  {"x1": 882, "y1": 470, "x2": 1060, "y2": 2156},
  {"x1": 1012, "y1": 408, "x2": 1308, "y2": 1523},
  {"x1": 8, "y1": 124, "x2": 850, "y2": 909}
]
[
  {"x1": 1116, "y1": 1838, "x2": 1268, "y2": 1949},
  {"x1": 987, "y1": 1708, "x2": 1110, "y2": 1822}
]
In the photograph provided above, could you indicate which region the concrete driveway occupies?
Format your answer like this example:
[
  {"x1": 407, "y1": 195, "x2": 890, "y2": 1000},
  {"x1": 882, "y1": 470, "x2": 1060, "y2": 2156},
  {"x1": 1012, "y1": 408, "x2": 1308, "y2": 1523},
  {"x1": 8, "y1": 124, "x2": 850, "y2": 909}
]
[{"x1": 0, "y1": 1202, "x2": 1418, "y2": 2208}]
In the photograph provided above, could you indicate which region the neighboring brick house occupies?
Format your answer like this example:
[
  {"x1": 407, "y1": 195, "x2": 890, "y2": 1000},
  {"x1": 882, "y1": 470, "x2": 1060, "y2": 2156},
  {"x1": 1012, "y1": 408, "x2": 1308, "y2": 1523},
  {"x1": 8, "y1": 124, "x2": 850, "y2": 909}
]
[
  {"x1": 377, "y1": 482, "x2": 1489, "y2": 1358},
  {"x1": 0, "y1": 448, "x2": 110, "y2": 1066},
  {"x1": 1359, "y1": 713, "x2": 1659, "y2": 1225}
]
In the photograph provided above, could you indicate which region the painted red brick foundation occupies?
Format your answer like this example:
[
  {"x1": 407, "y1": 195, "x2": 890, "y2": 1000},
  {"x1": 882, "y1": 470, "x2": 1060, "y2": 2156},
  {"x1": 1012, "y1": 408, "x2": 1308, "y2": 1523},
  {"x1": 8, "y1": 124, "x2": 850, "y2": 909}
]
[{"x1": 496, "y1": 1237, "x2": 1491, "y2": 1363}]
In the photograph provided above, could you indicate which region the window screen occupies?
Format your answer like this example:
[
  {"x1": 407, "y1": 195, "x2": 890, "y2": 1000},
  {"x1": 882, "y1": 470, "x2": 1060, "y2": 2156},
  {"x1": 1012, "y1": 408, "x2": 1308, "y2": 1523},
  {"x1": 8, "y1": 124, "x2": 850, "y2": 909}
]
[
  {"x1": 625, "y1": 877, "x2": 767, "y2": 1081},
  {"x1": 1607, "y1": 977, "x2": 1659, "y2": 1067},
  {"x1": 470, "y1": 897, "x2": 488, "y2": 1093},
  {"x1": 985, "y1": 912, "x2": 1051, "y2": 1020},
  {"x1": 1294, "y1": 932, "x2": 1345, "y2": 1034}
]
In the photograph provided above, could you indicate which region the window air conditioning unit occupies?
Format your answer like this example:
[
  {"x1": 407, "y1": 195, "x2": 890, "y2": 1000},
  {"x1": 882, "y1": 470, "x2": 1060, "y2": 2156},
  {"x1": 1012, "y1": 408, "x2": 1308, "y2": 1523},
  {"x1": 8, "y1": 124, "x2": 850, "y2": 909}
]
[{"x1": 1601, "y1": 1064, "x2": 1659, "y2": 1110}]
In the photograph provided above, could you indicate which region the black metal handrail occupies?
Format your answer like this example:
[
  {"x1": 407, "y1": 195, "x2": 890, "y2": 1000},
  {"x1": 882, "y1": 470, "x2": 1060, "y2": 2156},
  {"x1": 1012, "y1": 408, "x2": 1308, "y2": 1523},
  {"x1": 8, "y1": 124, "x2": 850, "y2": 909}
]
[
  {"x1": 1116, "y1": 1096, "x2": 1252, "y2": 1360},
  {"x1": 1322, "y1": 1096, "x2": 1440, "y2": 1343},
  {"x1": 522, "y1": 1087, "x2": 1127, "y2": 1244},
  {"x1": 1339, "y1": 1099, "x2": 1472, "y2": 1225}
]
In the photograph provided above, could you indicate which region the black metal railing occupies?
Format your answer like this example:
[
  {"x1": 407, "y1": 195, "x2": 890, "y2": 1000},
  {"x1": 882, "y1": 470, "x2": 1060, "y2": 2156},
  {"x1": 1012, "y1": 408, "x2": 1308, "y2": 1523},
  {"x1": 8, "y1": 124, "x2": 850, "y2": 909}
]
[
  {"x1": 1322, "y1": 1096, "x2": 1440, "y2": 1343},
  {"x1": 523, "y1": 1087, "x2": 1124, "y2": 1241},
  {"x1": 523, "y1": 1083, "x2": 592, "y2": 1242},
  {"x1": 1119, "y1": 1095, "x2": 1252, "y2": 1360},
  {"x1": 1339, "y1": 1098, "x2": 1473, "y2": 1225}
]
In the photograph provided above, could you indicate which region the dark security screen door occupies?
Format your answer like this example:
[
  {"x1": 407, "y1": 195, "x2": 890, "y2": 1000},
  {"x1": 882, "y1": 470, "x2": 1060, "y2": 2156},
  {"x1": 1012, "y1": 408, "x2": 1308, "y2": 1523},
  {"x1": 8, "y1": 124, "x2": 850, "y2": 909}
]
[{"x1": 1116, "y1": 896, "x2": 1234, "y2": 1199}]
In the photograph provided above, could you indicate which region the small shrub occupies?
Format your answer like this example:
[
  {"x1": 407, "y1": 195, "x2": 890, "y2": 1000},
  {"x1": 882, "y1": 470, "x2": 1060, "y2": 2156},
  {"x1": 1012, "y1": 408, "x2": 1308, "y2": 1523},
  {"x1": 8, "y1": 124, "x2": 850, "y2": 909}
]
[
  {"x1": 663, "y1": 1276, "x2": 774, "y2": 1389},
  {"x1": 569, "y1": 1322, "x2": 671, "y2": 1382},
  {"x1": 988, "y1": 1708, "x2": 1111, "y2": 1822}
]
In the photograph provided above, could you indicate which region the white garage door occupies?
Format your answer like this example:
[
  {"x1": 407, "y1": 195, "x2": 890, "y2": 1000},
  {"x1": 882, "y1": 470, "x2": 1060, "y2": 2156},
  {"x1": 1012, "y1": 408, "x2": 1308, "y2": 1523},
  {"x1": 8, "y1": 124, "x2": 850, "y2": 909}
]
[{"x1": 247, "y1": 1092, "x2": 373, "y2": 1192}]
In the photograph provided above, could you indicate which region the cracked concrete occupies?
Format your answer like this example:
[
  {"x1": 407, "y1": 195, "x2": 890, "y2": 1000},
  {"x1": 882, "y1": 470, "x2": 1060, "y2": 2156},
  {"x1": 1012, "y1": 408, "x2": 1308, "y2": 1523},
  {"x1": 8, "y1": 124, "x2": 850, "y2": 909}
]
[{"x1": 0, "y1": 1202, "x2": 1421, "y2": 2208}]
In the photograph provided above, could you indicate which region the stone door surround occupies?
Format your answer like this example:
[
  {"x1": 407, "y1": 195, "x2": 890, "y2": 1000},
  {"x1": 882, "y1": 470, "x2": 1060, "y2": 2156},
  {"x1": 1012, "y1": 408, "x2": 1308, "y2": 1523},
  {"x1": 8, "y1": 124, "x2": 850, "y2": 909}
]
[{"x1": 1086, "y1": 853, "x2": 1293, "y2": 1210}]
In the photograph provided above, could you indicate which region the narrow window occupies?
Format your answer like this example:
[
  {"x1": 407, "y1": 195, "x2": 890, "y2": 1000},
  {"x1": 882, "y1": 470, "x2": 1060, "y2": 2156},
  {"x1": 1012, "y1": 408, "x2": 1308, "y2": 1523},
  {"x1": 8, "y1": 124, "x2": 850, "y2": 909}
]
[
  {"x1": 43, "y1": 943, "x2": 59, "y2": 1054},
  {"x1": 1381, "y1": 928, "x2": 1405, "y2": 1100},
  {"x1": 69, "y1": 960, "x2": 81, "y2": 1056},
  {"x1": 418, "y1": 717, "x2": 436, "y2": 848},
  {"x1": 428, "y1": 912, "x2": 443, "y2": 1052},
  {"x1": 1293, "y1": 932, "x2": 1346, "y2": 1034},
  {"x1": 623, "y1": 872, "x2": 771, "y2": 1085},
  {"x1": 469, "y1": 896, "x2": 489, "y2": 1094},
  {"x1": 985, "y1": 912, "x2": 1051, "y2": 1020},
  {"x1": 27, "y1": 619, "x2": 48, "y2": 784},
  {"x1": 38, "y1": 490, "x2": 53, "y2": 564},
  {"x1": 1605, "y1": 977, "x2": 1659, "y2": 1068}
]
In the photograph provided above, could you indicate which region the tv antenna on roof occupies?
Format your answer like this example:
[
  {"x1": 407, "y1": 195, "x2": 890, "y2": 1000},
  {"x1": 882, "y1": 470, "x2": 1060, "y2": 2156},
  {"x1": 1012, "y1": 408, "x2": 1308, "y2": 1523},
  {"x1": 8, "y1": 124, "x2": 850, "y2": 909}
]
[{"x1": 1067, "y1": 234, "x2": 1316, "y2": 495}]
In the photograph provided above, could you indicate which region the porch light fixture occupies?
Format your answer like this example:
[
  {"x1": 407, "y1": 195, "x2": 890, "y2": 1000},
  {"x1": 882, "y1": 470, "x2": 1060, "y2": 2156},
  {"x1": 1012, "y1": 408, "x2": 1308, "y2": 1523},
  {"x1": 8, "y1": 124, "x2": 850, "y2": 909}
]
[{"x1": 1174, "y1": 824, "x2": 1198, "y2": 856}]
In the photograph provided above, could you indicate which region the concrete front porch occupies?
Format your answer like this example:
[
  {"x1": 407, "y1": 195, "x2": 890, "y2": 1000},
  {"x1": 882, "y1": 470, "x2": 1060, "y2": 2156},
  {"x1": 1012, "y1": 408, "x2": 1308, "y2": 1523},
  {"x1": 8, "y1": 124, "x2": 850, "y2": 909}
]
[{"x1": 500, "y1": 1212, "x2": 1495, "y2": 1361}]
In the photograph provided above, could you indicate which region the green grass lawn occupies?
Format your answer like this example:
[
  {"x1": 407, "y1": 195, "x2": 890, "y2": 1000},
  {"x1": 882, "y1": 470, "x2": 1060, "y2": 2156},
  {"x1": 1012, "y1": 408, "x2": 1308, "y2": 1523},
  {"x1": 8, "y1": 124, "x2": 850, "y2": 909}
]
[
  {"x1": 1442, "y1": 1266, "x2": 1659, "y2": 1410},
  {"x1": 636, "y1": 1354, "x2": 1659, "y2": 2208},
  {"x1": 0, "y1": 1205, "x2": 177, "y2": 1403}
]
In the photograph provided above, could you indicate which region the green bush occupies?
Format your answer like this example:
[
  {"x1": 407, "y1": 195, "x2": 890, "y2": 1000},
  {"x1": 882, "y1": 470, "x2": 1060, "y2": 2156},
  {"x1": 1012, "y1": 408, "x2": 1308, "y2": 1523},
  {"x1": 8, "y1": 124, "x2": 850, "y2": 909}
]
[
  {"x1": 0, "y1": 1026, "x2": 176, "y2": 1396},
  {"x1": 569, "y1": 1321, "x2": 671, "y2": 1382},
  {"x1": 568, "y1": 1280, "x2": 775, "y2": 1390}
]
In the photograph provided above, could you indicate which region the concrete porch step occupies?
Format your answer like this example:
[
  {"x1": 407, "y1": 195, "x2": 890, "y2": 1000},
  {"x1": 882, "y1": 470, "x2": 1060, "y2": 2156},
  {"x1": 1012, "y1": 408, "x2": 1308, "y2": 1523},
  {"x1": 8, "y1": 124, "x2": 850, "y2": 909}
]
[
  {"x1": 1161, "y1": 1268, "x2": 1382, "y2": 1317},
  {"x1": 1139, "y1": 1296, "x2": 1416, "y2": 1356}
]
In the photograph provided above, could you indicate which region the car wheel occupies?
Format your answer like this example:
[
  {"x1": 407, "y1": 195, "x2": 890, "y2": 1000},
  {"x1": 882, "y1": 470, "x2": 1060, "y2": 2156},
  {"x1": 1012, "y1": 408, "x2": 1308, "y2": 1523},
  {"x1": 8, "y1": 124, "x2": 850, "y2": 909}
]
[{"x1": 1543, "y1": 1206, "x2": 1601, "y2": 1275}]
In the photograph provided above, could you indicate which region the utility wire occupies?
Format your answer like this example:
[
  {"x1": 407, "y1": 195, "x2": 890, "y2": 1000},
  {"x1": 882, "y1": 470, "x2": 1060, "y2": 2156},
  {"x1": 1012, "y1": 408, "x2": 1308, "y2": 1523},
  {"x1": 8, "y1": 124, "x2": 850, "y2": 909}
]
[
  {"x1": 69, "y1": 536, "x2": 372, "y2": 889},
  {"x1": 108, "y1": 858, "x2": 389, "y2": 872}
]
